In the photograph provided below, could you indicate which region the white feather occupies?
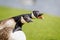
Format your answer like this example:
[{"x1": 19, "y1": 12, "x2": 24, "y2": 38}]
[{"x1": 9, "y1": 31, "x2": 26, "y2": 40}]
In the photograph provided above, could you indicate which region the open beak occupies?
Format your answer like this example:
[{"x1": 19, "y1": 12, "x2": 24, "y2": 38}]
[{"x1": 38, "y1": 15, "x2": 44, "y2": 19}]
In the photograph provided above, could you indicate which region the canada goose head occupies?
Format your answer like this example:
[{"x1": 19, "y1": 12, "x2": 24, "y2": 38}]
[
  {"x1": 21, "y1": 15, "x2": 32, "y2": 23},
  {"x1": 31, "y1": 10, "x2": 44, "y2": 19}
]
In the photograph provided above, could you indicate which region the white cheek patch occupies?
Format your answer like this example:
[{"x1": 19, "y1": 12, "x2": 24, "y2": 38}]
[
  {"x1": 4, "y1": 19, "x2": 16, "y2": 28},
  {"x1": 31, "y1": 13, "x2": 36, "y2": 18},
  {"x1": 21, "y1": 16, "x2": 27, "y2": 23}
]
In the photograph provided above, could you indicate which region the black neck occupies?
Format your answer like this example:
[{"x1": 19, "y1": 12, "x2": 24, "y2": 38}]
[
  {"x1": 12, "y1": 15, "x2": 24, "y2": 32},
  {"x1": 13, "y1": 20, "x2": 24, "y2": 32}
]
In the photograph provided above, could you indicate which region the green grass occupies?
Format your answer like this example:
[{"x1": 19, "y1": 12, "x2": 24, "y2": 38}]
[
  {"x1": 0, "y1": 6, "x2": 60, "y2": 40},
  {"x1": 0, "y1": 6, "x2": 31, "y2": 20}
]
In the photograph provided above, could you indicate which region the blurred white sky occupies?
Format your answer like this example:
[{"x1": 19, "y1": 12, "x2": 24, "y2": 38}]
[
  {"x1": 0, "y1": 0, "x2": 60, "y2": 16},
  {"x1": 20, "y1": 0, "x2": 34, "y2": 6}
]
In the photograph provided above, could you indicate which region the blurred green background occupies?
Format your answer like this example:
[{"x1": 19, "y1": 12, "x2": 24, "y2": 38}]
[{"x1": 0, "y1": 6, "x2": 60, "y2": 40}]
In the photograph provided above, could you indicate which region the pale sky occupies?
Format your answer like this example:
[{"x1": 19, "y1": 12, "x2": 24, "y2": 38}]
[{"x1": 0, "y1": 0, "x2": 60, "y2": 16}]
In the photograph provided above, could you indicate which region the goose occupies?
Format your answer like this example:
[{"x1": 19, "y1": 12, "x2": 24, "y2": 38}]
[
  {"x1": 22, "y1": 10, "x2": 44, "y2": 19},
  {"x1": 0, "y1": 10, "x2": 44, "y2": 40}
]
